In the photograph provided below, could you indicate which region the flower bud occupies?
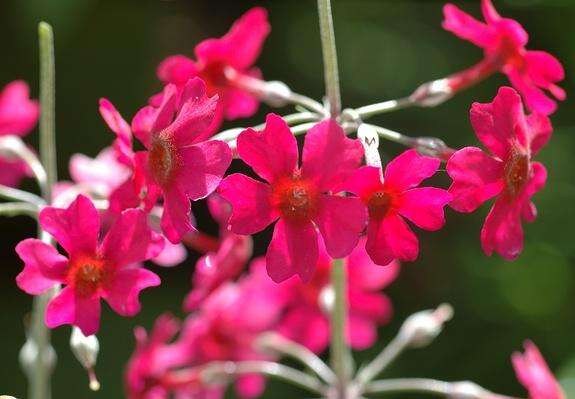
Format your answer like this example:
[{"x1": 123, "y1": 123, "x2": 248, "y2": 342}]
[
  {"x1": 409, "y1": 79, "x2": 453, "y2": 107},
  {"x1": 70, "y1": 327, "x2": 100, "y2": 391},
  {"x1": 357, "y1": 124, "x2": 382, "y2": 169},
  {"x1": 414, "y1": 137, "x2": 456, "y2": 161},
  {"x1": 262, "y1": 81, "x2": 293, "y2": 108},
  {"x1": 399, "y1": 303, "x2": 453, "y2": 348},
  {"x1": 448, "y1": 381, "x2": 492, "y2": 399}
]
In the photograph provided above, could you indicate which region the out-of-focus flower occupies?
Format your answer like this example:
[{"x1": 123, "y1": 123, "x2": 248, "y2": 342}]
[
  {"x1": 447, "y1": 87, "x2": 550, "y2": 260},
  {"x1": 218, "y1": 114, "x2": 365, "y2": 283},
  {"x1": 275, "y1": 237, "x2": 400, "y2": 353},
  {"x1": 443, "y1": 0, "x2": 565, "y2": 115},
  {"x1": 511, "y1": 341, "x2": 565, "y2": 399},
  {"x1": 103, "y1": 78, "x2": 232, "y2": 244},
  {"x1": 344, "y1": 150, "x2": 451, "y2": 266},
  {"x1": 0, "y1": 80, "x2": 39, "y2": 186},
  {"x1": 15, "y1": 195, "x2": 163, "y2": 335},
  {"x1": 157, "y1": 8, "x2": 270, "y2": 133}
]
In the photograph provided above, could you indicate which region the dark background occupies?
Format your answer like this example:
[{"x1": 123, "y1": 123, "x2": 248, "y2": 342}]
[{"x1": 1, "y1": 0, "x2": 574, "y2": 397}]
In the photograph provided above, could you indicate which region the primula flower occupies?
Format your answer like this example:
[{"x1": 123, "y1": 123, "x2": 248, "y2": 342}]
[
  {"x1": 15, "y1": 195, "x2": 163, "y2": 335},
  {"x1": 182, "y1": 274, "x2": 285, "y2": 399},
  {"x1": 272, "y1": 238, "x2": 399, "y2": 353},
  {"x1": 511, "y1": 341, "x2": 565, "y2": 399},
  {"x1": 218, "y1": 114, "x2": 366, "y2": 283},
  {"x1": 443, "y1": 0, "x2": 565, "y2": 115},
  {"x1": 0, "y1": 80, "x2": 39, "y2": 186},
  {"x1": 102, "y1": 78, "x2": 232, "y2": 244},
  {"x1": 183, "y1": 194, "x2": 253, "y2": 311},
  {"x1": 447, "y1": 87, "x2": 550, "y2": 260},
  {"x1": 126, "y1": 314, "x2": 196, "y2": 399},
  {"x1": 344, "y1": 150, "x2": 451, "y2": 266},
  {"x1": 157, "y1": 7, "x2": 270, "y2": 131}
]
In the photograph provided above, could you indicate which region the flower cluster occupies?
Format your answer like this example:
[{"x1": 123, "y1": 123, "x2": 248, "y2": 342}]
[{"x1": 5, "y1": 1, "x2": 567, "y2": 398}]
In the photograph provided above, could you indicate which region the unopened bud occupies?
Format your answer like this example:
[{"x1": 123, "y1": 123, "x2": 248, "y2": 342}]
[
  {"x1": 262, "y1": 81, "x2": 293, "y2": 107},
  {"x1": 70, "y1": 327, "x2": 100, "y2": 391},
  {"x1": 319, "y1": 285, "x2": 335, "y2": 315},
  {"x1": 409, "y1": 79, "x2": 453, "y2": 107},
  {"x1": 399, "y1": 303, "x2": 453, "y2": 348},
  {"x1": 19, "y1": 338, "x2": 56, "y2": 377},
  {"x1": 414, "y1": 137, "x2": 456, "y2": 160},
  {"x1": 357, "y1": 124, "x2": 382, "y2": 169},
  {"x1": 448, "y1": 381, "x2": 492, "y2": 399}
]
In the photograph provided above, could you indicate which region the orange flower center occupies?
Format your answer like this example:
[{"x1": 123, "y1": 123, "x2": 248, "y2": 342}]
[
  {"x1": 271, "y1": 175, "x2": 319, "y2": 222},
  {"x1": 68, "y1": 256, "x2": 106, "y2": 297},
  {"x1": 149, "y1": 134, "x2": 178, "y2": 186},
  {"x1": 367, "y1": 190, "x2": 393, "y2": 220}
]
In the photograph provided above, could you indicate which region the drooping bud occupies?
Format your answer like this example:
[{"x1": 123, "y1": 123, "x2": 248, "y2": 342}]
[
  {"x1": 357, "y1": 124, "x2": 382, "y2": 170},
  {"x1": 69, "y1": 327, "x2": 100, "y2": 391},
  {"x1": 409, "y1": 79, "x2": 453, "y2": 108},
  {"x1": 413, "y1": 137, "x2": 456, "y2": 161},
  {"x1": 399, "y1": 303, "x2": 453, "y2": 348}
]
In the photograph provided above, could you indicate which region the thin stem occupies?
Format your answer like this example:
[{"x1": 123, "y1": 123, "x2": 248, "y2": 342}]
[
  {"x1": 287, "y1": 93, "x2": 326, "y2": 115},
  {"x1": 39, "y1": 22, "x2": 57, "y2": 200},
  {"x1": 330, "y1": 258, "x2": 351, "y2": 395},
  {"x1": 257, "y1": 332, "x2": 336, "y2": 384},
  {"x1": 0, "y1": 185, "x2": 45, "y2": 207},
  {"x1": 0, "y1": 202, "x2": 39, "y2": 218},
  {"x1": 355, "y1": 332, "x2": 411, "y2": 387},
  {"x1": 0, "y1": 136, "x2": 48, "y2": 194},
  {"x1": 363, "y1": 378, "x2": 453, "y2": 396},
  {"x1": 317, "y1": 0, "x2": 342, "y2": 117},
  {"x1": 24, "y1": 22, "x2": 59, "y2": 399},
  {"x1": 363, "y1": 124, "x2": 416, "y2": 147},
  {"x1": 199, "y1": 361, "x2": 326, "y2": 395},
  {"x1": 354, "y1": 97, "x2": 414, "y2": 119}
]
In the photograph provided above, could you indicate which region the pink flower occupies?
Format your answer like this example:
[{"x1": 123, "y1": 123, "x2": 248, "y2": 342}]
[
  {"x1": 182, "y1": 275, "x2": 284, "y2": 399},
  {"x1": 443, "y1": 0, "x2": 565, "y2": 115},
  {"x1": 0, "y1": 81, "x2": 39, "y2": 187},
  {"x1": 447, "y1": 87, "x2": 550, "y2": 260},
  {"x1": 126, "y1": 314, "x2": 195, "y2": 399},
  {"x1": 218, "y1": 114, "x2": 366, "y2": 283},
  {"x1": 344, "y1": 150, "x2": 451, "y2": 266},
  {"x1": 511, "y1": 341, "x2": 565, "y2": 399},
  {"x1": 157, "y1": 7, "x2": 270, "y2": 131},
  {"x1": 274, "y1": 238, "x2": 399, "y2": 353},
  {"x1": 15, "y1": 195, "x2": 163, "y2": 335},
  {"x1": 183, "y1": 194, "x2": 253, "y2": 311},
  {"x1": 103, "y1": 78, "x2": 232, "y2": 244}
]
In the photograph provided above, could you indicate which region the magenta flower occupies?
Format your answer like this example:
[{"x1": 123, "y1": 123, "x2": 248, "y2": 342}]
[
  {"x1": 102, "y1": 78, "x2": 232, "y2": 243},
  {"x1": 15, "y1": 195, "x2": 163, "y2": 335},
  {"x1": 183, "y1": 194, "x2": 253, "y2": 311},
  {"x1": 218, "y1": 114, "x2": 366, "y2": 283},
  {"x1": 344, "y1": 150, "x2": 451, "y2": 266},
  {"x1": 274, "y1": 237, "x2": 399, "y2": 353},
  {"x1": 511, "y1": 341, "x2": 565, "y2": 399},
  {"x1": 447, "y1": 87, "x2": 550, "y2": 260},
  {"x1": 157, "y1": 7, "x2": 270, "y2": 131},
  {"x1": 0, "y1": 80, "x2": 39, "y2": 187},
  {"x1": 126, "y1": 314, "x2": 195, "y2": 399},
  {"x1": 443, "y1": 0, "x2": 565, "y2": 115}
]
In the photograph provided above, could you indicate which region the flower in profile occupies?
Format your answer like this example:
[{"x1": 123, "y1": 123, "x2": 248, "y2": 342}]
[
  {"x1": 447, "y1": 87, "x2": 550, "y2": 260},
  {"x1": 0, "y1": 80, "x2": 39, "y2": 186},
  {"x1": 273, "y1": 237, "x2": 399, "y2": 353},
  {"x1": 157, "y1": 7, "x2": 270, "y2": 131},
  {"x1": 443, "y1": 0, "x2": 565, "y2": 115},
  {"x1": 126, "y1": 314, "x2": 195, "y2": 399},
  {"x1": 102, "y1": 77, "x2": 232, "y2": 244},
  {"x1": 511, "y1": 341, "x2": 565, "y2": 399},
  {"x1": 15, "y1": 195, "x2": 163, "y2": 335},
  {"x1": 345, "y1": 150, "x2": 451, "y2": 266},
  {"x1": 218, "y1": 114, "x2": 366, "y2": 283},
  {"x1": 183, "y1": 194, "x2": 253, "y2": 311}
]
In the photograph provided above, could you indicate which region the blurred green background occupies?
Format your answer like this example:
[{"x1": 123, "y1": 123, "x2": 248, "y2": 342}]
[{"x1": 1, "y1": 0, "x2": 574, "y2": 397}]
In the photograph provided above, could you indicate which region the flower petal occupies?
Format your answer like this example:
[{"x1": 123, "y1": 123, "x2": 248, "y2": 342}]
[
  {"x1": 384, "y1": 149, "x2": 440, "y2": 192},
  {"x1": 278, "y1": 307, "x2": 329, "y2": 354},
  {"x1": 102, "y1": 267, "x2": 160, "y2": 317},
  {"x1": 157, "y1": 55, "x2": 199, "y2": 86},
  {"x1": 161, "y1": 186, "x2": 195, "y2": 244},
  {"x1": 0, "y1": 80, "x2": 39, "y2": 136},
  {"x1": 39, "y1": 194, "x2": 100, "y2": 255},
  {"x1": 442, "y1": 4, "x2": 494, "y2": 48},
  {"x1": 347, "y1": 314, "x2": 378, "y2": 350},
  {"x1": 447, "y1": 147, "x2": 504, "y2": 213},
  {"x1": 347, "y1": 240, "x2": 400, "y2": 290},
  {"x1": 314, "y1": 195, "x2": 366, "y2": 259},
  {"x1": 236, "y1": 113, "x2": 298, "y2": 184},
  {"x1": 266, "y1": 219, "x2": 318, "y2": 283},
  {"x1": 480, "y1": 196, "x2": 524, "y2": 260},
  {"x1": 398, "y1": 187, "x2": 451, "y2": 231},
  {"x1": 46, "y1": 286, "x2": 101, "y2": 336},
  {"x1": 366, "y1": 215, "x2": 419, "y2": 265},
  {"x1": 526, "y1": 113, "x2": 552, "y2": 155},
  {"x1": 223, "y1": 86, "x2": 260, "y2": 120},
  {"x1": 218, "y1": 173, "x2": 277, "y2": 235},
  {"x1": 301, "y1": 119, "x2": 364, "y2": 191},
  {"x1": 15, "y1": 238, "x2": 68, "y2": 295},
  {"x1": 98, "y1": 98, "x2": 133, "y2": 165},
  {"x1": 176, "y1": 140, "x2": 232, "y2": 200},
  {"x1": 507, "y1": 70, "x2": 557, "y2": 116}
]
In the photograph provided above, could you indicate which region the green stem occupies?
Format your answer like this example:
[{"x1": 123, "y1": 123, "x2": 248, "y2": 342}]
[
  {"x1": 317, "y1": 0, "x2": 342, "y2": 118},
  {"x1": 26, "y1": 22, "x2": 58, "y2": 399},
  {"x1": 330, "y1": 258, "x2": 350, "y2": 396}
]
